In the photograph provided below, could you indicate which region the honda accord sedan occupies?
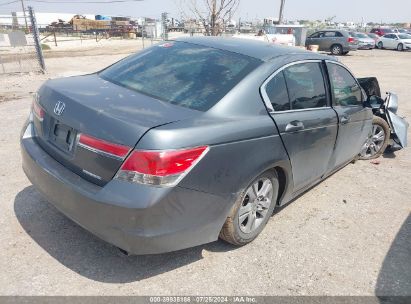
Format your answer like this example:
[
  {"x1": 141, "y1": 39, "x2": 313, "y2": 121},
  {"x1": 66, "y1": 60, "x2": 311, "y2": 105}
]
[{"x1": 21, "y1": 37, "x2": 373, "y2": 254}]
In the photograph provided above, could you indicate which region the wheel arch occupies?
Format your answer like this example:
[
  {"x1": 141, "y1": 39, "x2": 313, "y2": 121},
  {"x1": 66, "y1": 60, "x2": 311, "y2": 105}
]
[{"x1": 259, "y1": 160, "x2": 293, "y2": 206}]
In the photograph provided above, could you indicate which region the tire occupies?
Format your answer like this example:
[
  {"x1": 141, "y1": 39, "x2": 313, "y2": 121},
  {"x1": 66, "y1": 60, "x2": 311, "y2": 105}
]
[
  {"x1": 377, "y1": 41, "x2": 383, "y2": 49},
  {"x1": 397, "y1": 43, "x2": 404, "y2": 51},
  {"x1": 359, "y1": 116, "x2": 390, "y2": 160},
  {"x1": 220, "y1": 171, "x2": 279, "y2": 246},
  {"x1": 330, "y1": 44, "x2": 343, "y2": 55}
]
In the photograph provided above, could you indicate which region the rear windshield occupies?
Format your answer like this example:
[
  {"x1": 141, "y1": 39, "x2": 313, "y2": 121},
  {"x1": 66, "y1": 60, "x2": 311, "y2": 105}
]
[
  {"x1": 356, "y1": 33, "x2": 368, "y2": 38},
  {"x1": 100, "y1": 41, "x2": 261, "y2": 111}
]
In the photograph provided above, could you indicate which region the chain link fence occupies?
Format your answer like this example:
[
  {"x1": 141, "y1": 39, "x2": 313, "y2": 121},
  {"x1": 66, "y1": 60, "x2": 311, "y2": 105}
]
[{"x1": 0, "y1": 7, "x2": 45, "y2": 74}]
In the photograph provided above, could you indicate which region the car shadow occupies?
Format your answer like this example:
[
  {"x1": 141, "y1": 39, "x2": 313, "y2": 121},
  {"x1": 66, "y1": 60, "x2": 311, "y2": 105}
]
[
  {"x1": 14, "y1": 186, "x2": 238, "y2": 283},
  {"x1": 375, "y1": 214, "x2": 411, "y2": 298},
  {"x1": 383, "y1": 149, "x2": 397, "y2": 159}
]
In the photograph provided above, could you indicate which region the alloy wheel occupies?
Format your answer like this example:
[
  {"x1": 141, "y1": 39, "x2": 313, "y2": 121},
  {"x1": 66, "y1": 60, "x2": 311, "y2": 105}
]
[
  {"x1": 331, "y1": 45, "x2": 342, "y2": 55},
  {"x1": 360, "y1": 124, "x2": 386, "y2": 159},
  {"x1": 238, "y1": 177, "x2": 273, "y2": 234}
]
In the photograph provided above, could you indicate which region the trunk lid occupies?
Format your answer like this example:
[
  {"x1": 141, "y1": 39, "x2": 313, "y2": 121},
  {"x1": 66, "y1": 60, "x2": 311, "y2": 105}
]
[{"x1": 34, "y1": 74, "x2": 200, "y2": 186}]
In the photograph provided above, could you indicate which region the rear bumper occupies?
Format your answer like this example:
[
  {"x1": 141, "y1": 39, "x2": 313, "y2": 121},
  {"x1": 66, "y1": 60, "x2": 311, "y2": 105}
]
[
  {"x1": 345, "y1": 45, "x2": 359, "y2": 52},
  {"x1": 358, "y1": 43, "x2": 375, "y2": 49},
  {"x1": 20, "y1": 122, "x2": 232, "y2": 254}
]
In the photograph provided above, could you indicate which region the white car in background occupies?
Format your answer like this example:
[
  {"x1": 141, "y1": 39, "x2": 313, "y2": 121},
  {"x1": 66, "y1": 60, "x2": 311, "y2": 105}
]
[
  {"x1": 377, "y1": 33, "x2": 411, "y2": 51},
  {"x1": 232, "y1": 33, "x2": 296, "y2": 47}
]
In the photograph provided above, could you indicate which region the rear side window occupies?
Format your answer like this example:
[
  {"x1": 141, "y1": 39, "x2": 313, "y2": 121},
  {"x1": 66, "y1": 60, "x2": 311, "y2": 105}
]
[
  {"x1": 100, "y1": 41, "x2": 261, "y2": 111},
  {"x1": 327, "y1": 63, "x2": 362, "y2": 106},
  {"x1": 283, "y1": 62, "x2": 327, "y2": 110},
  {"x1": 265, "y1": 71, "x2": 290, "y2": 111},
  {"x1": 309, "y1": 32, "x2": 322, "y2": 38}
]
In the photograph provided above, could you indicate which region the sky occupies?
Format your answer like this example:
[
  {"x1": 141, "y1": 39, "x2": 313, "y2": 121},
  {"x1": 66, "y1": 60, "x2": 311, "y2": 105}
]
[{"x1": 0, "y1": 0, "x2": 410, "y2": 23}]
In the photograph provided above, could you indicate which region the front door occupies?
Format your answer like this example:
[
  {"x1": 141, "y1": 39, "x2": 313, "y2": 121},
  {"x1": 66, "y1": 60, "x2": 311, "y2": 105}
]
[
  {"x1": 262, "y1": 61, "x2": 338, "y2": 191},
  {"x1": 306, "y1": 32, "x2": 323, "y2": 49},
  {"x1": 326, "y1": 62, "x2": 373, "y2": 170}
]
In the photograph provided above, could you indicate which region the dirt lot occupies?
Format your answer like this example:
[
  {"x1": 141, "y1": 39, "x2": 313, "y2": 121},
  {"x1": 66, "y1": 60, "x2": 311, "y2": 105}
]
[{"x1": 0, "y1": 46, "x2": 410, "y2": 296}]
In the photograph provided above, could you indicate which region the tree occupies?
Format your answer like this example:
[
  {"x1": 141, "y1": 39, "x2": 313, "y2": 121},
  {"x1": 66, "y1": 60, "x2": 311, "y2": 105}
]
[{"x1": 177, "y1": 0, "x2": 240, "y2": 36}]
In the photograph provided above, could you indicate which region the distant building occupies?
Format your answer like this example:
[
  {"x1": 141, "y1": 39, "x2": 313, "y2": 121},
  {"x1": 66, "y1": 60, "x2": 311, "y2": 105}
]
[
  {"x1": 264, "y1": 17, "x2": 279, "y2": 25},
  {"x1": 0, "y1": 12, "x2": 95, "y2": 27}
]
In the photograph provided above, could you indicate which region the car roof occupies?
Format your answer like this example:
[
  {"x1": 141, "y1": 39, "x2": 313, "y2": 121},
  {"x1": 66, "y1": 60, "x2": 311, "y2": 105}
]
[
  {"x1": 174, "y1": 36, "x2": 330, "y2": 62},
  {"x1": 321, "y1": 29, "x2": 345, "y2": 31}
]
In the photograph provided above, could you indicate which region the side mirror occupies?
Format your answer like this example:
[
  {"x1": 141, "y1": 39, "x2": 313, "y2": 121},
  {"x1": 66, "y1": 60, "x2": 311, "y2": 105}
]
[{"x1": 364, "y1": 95, "x2": 384, "y2": 108}]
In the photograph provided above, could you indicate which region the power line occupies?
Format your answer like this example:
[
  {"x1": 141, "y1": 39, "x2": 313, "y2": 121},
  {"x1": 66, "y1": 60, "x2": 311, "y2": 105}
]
[
  {"x1": 29, "y1": 0, "x2": 144, "y2": 3},
  {"x1": 0, "y1": 0, "x2": 20, "y2": 7},
  {"x1": 0, "y1": 0, "x2": 143, "y2": 5}
]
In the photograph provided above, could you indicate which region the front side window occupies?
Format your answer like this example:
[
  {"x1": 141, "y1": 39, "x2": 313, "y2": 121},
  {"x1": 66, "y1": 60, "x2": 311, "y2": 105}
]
[
  {"x1": 100, "y1": 41, "x2": 261, "y2": 111},
  {"x1": 282, "y1": 62, "x2": 327, "y2": 110},
  {"x1": 327, "y1": 63, "x2": 362, "y2": 106}
]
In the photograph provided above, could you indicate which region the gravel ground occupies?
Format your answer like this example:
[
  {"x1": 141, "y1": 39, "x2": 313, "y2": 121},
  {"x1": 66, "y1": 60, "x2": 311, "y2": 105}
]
[{"x1": 0, "y1": 47, "x2": 410, "y2": 296}]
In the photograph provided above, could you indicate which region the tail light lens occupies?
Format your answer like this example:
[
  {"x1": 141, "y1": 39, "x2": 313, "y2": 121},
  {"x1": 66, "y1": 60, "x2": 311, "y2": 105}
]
[
  {"x1": 348, "y1": 37, "x2": 355, "y2": 43},
  {"x1": 32, "y1": 93, "x2": 44, "y2": 121},
  {"x1": 78, "y1": 134, "x2": 131, "y2": 159},
  {"x1": 115, "y1": 146, "x2": 209, "y2": 187}
]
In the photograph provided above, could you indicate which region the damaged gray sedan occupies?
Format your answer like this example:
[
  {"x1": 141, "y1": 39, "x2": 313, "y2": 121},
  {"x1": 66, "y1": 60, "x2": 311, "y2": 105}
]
[{"x1": 20, "y1": 37, "x2": 408, "y2": 254}]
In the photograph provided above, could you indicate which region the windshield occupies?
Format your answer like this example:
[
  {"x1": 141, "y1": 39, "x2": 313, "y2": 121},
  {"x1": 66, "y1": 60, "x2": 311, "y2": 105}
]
[
  {"x1": 399, "y1": 34, "x2": 411, "y2": 39},
  {"x1": 100, "y1": 41, "x2": 261, "y2": 111},
  {"x1": 356, "y1": 33, "x2": 369, "y2": 38}
]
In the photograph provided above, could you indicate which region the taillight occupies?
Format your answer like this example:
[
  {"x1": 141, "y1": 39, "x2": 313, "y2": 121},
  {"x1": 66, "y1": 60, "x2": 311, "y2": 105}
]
[
  {"x1": 115, "y1": 146, "x2": 209, "y2": 187},
  {"x1": 32, "y1": 93, "x2": 44, "y2": 121},
  {"x1": 78, "y1": 134, "x2": 131, "y2": 159},
  {"x1": 348, "y1": 37, "x2": 355, "y2": 43}
]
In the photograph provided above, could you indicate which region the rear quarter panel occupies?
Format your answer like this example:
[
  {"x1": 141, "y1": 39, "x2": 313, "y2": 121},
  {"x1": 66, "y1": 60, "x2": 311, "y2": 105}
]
[{"x1": 137, "y1": 115, "x2": 291, "y2": 201}]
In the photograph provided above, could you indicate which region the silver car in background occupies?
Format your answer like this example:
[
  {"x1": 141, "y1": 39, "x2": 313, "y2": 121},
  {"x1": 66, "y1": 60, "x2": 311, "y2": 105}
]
[{"x1": 350, "y1": 32, "x2": 376, "y2": 50}]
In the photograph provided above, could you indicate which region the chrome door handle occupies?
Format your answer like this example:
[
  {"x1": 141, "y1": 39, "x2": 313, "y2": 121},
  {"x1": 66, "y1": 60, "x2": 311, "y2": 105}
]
[
  {"x1": 285, "y1": 120, "x2": 305, "y2": 132},
  {"x1": 340, "y1": 116, "x2": 350, "y2": 124}
]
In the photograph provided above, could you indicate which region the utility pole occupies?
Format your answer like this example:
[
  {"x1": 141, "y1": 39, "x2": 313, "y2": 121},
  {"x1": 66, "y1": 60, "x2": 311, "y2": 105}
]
[
  {"x1": 28, "y1": 6, "x2": 46, "y2": 72},
  {"x1": 278, "y1": 0, "x2": 285, "y2": 24},
  {"x1": 20, "y1": 0, "x2": 29, "y2": 32},
  {"x1": 211, "y1": 0, "x2": 217, "y2": 35},
  {"x1": 161, "y1": 12, "x2": 168, "y2": 40}
]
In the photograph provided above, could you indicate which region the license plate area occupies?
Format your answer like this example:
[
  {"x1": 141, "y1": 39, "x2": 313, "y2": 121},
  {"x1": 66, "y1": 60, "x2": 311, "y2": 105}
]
[{"x1": 49, "y1": 120, "x2": 77, "y2": 153}]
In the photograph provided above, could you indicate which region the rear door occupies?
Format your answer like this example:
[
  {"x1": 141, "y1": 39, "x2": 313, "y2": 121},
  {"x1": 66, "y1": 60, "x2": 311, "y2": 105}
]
[
  {"x1": 261, "y1": 61, "x2": 338, "y2": 191},
  {"x1": 325, "y1": 61, "x2": 373, "y2": 170},
  {"x1": 321, "y1": 31, "x2": 340, "y2": 50}
]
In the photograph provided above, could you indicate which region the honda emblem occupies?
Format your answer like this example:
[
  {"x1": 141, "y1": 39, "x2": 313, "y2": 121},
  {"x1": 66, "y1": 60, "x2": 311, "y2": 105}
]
[{"x1": 54, "y1": 101, "x2": 65, "y2": 116}]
